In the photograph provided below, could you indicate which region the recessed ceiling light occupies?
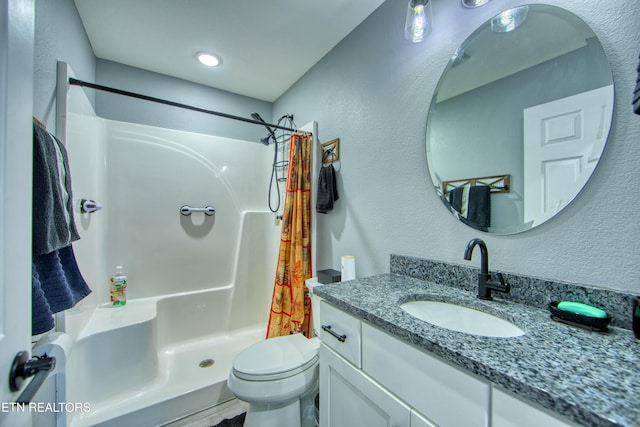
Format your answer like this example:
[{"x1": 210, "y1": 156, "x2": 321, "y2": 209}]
[{"x1": 196, "y1": 52, "x2": 221, "y2": 67}]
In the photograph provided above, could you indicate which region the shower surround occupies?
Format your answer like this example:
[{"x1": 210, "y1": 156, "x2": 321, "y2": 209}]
[{"x1": 62, "y1": 112, "x2": 280, "y2": 426}]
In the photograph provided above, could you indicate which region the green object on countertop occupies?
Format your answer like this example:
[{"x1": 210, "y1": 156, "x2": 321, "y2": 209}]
[{"x1": 557, "y1": 301, "x2": 607, "y2": 318}]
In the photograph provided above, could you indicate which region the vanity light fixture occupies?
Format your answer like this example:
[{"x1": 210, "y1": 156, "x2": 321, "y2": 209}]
[
  {"x1": 491, "y1": 6, "x2": 529, "y2": 33},
  {"x1": 461, "y1": 0, "x2": 492, "y2": 8},
  {"x1": 404, "y1": 0, "x2": 432, "y2": 43},
  {"x1": 196, "y1": 51, "x2": 221, "y2": 67}
]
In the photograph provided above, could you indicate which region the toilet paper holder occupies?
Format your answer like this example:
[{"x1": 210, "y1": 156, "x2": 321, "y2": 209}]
[{"x1": 9, "y1": 351, "x2": 56, "y2": 403}]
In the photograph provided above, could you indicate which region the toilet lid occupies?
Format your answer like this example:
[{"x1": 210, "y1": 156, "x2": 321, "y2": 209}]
[{"x1": 232, "y1": 333, "x2": 319, "y2": 379}]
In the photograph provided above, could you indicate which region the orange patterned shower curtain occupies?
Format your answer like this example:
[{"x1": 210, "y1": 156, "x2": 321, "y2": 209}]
[{"x1": 266, "y1": 133, "x2": 313, "y2": 338}]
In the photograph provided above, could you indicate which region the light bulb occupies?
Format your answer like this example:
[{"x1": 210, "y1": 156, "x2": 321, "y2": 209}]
[{"x1": 404, "y1": 0, "x2": 432, "y2": 43}]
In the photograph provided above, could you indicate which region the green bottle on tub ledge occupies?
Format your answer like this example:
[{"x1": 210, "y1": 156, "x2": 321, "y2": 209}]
[{"x1": 110, "y1": 265, "x2": 127, "y2": 306}]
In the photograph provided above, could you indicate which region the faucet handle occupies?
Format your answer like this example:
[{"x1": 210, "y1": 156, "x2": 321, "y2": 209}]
[{"x1": 494, "y1": 271, "x2": 511, "y2": 293}]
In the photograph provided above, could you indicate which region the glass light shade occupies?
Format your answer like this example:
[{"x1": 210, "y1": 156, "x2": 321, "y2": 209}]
[
  {"x1": 405, "y1": 0, "x2": 432, "y2": 43},
  {"x1": 491, "y1": 6, "x2": 529, "y2": 33},
  {"x1": 462, "y1": 0, "x2": 491, "y2": 8}
]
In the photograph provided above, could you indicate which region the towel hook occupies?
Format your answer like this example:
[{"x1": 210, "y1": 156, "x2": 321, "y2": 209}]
[{"x1": 321, "y1": 138, "x2": 340, "y2": 165}]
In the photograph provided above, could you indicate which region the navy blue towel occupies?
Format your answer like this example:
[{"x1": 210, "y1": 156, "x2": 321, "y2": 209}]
[
  {"x1": 32, "y1": 245, "x2": 92, "y2": 335},
  {"x1": 31, "y1": 265, "x2": 55, "y2": 335},
  {"x1": 32, "y1": 122, "x2": 90, "y2": 335}
]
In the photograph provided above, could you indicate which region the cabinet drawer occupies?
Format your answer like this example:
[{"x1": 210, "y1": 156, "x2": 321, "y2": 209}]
[
  {"x1": 319, "y1": 301, "x2": 362, "y2": 368},
  {"x1": 362, "y1": 323, "x2": 490, "y2": 427}
]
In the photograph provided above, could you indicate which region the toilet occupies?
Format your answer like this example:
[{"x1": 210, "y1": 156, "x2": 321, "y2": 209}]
[{"x1": 227, "y1": 278, "x2": 323, "y2": 427}]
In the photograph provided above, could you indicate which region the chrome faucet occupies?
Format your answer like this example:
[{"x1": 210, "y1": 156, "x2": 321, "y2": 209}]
[{"x1": 463, "y1": 238, "x2": 510, "y2": 300}]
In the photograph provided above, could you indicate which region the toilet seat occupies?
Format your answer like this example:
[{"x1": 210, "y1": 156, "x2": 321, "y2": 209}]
[{"x1": 232, "y1": 333, "x2": 319, "y2": 381}]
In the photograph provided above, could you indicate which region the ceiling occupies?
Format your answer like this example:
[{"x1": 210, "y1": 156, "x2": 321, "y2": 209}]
[
  {"x1": 73, "y1": 0, "x2": 386, "y2": 102},
  {"x1": 437, "y1": 6, "x2": 595, "y2": 102}
]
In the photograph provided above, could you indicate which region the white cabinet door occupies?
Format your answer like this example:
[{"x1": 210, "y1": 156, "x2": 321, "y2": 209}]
[
  {"x1": 362, "y1": 323, "x2": 490, "y2": 427},
  {"x1": 491, "y1": 386, "x2": 579, "y2": 427},
  {"x1": 320, "y1": 344, "x2": 410, "y2": 427}
]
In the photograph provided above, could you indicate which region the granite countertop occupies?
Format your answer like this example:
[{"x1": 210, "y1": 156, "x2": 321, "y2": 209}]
[{"x1": 314, "y1": 273, "x2": 640, "y2": 427}]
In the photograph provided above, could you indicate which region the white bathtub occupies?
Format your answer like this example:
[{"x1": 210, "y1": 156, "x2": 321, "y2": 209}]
[
  {"x1": 62, "y1": 113, "x2": 282, "y2": 426},
  {"x1": 66, "y1": 287, "x2": 266, "y2": 427}
]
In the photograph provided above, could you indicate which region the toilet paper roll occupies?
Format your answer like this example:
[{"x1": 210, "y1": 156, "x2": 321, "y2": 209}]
[{"x1": 341, "y1": 255, "x2": 356, "y2": 281}]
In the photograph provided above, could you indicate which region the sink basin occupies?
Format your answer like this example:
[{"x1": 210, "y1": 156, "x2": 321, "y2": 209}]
[{"x1": 400, "y1": 300, "x2": 525, "y2": 338}]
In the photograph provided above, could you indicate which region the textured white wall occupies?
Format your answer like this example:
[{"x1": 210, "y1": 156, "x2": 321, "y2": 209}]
[
  {"x1": 275, "y1": 0, "x2": 640, "y2": 293},
  {"x1": 33, "y1": 0, "x2": 96, "y2": 132}
]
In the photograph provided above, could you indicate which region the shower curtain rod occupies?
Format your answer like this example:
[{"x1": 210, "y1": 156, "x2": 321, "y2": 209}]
[{"x1": 68, "y1": 78, "x2": 311, "y2": 135}]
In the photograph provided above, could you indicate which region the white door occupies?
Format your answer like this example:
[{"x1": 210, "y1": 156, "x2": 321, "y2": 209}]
[
  {"x1": 0, "y1": 1, "x2": 34, "y2": 426},
  {"x1": 523, "y1": 85, "x2": 613, "y2": 224},
  {"x1": 319, "y1": 344, "x2": 411, "y2": 427}
]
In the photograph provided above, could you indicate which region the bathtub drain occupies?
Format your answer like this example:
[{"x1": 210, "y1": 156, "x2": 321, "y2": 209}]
[{"x1": 199, "y1": 359, "x2": 215, "y2": 368}]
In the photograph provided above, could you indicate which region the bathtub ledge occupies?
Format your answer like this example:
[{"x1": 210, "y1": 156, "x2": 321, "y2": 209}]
[{"x1": 68, "y1": 299, "x2": 159, "y2": 340}]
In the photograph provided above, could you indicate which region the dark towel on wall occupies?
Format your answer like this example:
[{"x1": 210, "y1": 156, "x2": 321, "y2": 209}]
[
  {"x1": 32, "y1": 122, "x2": 80, "y2": 256},
  {"x1": 466, "y1": 185, "x2": 491, "y2": 232},
  {"x1": 316, "y1": 164, "x2": 339, "y2": 213}
]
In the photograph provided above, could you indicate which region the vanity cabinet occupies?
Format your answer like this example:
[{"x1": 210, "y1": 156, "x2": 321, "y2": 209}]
[
  {"x1": 318, "y1": 301, "x2": 576, "y2": 427},
  {"x1": 319, "y1": 300, "x2": 411, "y2": 427}
]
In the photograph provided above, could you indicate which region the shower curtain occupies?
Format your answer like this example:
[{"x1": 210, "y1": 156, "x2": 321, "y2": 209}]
[{"x1": 266, "y1": 133, "x2": 313, "y2": 338}]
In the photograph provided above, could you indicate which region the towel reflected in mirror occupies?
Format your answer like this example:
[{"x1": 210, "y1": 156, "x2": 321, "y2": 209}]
[{"x1": 448, "y1": 185, "x2": 491, "y2": 232}]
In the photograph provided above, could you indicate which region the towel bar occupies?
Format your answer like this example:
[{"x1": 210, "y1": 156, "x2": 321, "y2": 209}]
[{"x1": 180, "y1": 205, "x2": 216, "y2": 216}]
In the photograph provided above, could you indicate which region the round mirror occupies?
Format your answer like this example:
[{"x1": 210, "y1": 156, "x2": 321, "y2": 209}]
[{"x1": 426, "y1": 4, "x2": 614, "y2": 234}]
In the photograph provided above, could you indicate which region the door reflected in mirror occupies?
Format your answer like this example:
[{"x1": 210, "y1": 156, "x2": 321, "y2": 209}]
[{"x1": 425, "y1": 4, "x2": 614, "y2": 234}]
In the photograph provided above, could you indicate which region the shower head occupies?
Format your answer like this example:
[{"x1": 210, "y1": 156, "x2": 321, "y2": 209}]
[
  {"x1": 260, "y1": 135, "x2": 272, "y2": 146},
  {"x1": 251, "y1": 112, "x2": 276, "y2": 145}
]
